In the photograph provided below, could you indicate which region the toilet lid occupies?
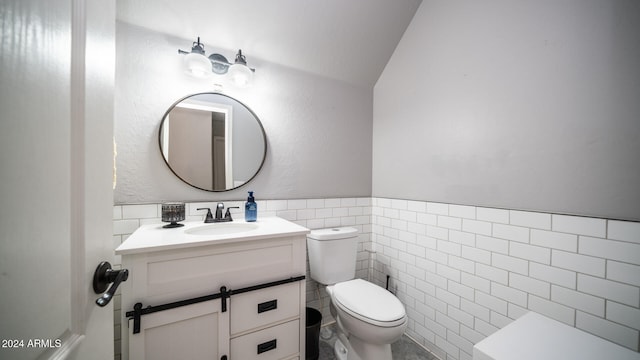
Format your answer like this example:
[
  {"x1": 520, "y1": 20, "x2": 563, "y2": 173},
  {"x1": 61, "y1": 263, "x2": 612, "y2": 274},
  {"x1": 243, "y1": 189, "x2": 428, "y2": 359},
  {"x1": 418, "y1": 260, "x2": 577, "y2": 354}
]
[
  {"x1": 307, "y1": 227, "x2": 358, "y2": 240},
  {"x1": 333, "y1": 279, "x2": 405, "y2": 323}
]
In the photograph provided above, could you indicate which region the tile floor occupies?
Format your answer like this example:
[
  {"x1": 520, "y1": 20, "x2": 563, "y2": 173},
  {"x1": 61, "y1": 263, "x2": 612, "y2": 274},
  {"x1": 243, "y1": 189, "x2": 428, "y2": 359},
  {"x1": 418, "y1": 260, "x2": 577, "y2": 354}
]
[{"x1": 314, "y1": 323, "x2": 439, "y2": 360}]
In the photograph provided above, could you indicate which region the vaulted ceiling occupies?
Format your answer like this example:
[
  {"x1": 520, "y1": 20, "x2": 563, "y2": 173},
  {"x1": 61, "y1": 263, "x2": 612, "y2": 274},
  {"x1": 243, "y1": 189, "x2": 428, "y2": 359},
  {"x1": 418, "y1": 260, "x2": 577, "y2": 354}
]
[{"x1": 117, "y1": 0, "x2": 422, "y2": 87}]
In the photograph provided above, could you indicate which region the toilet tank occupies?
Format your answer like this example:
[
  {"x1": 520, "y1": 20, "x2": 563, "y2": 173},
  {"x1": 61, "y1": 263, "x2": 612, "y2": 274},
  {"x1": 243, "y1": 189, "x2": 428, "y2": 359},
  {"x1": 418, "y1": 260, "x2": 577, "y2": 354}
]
[{"x1": 307, "y1": 227, "x2": 359, "y2": 285}]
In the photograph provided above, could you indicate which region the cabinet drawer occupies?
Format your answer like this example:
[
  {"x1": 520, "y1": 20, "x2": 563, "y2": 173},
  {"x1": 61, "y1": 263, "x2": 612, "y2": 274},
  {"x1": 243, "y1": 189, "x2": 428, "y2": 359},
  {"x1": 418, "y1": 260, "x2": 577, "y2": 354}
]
[
  {"x1": 230, "y1": 319, "x2": 299, "y2": 360},
  {"x1": 230, "y1": 282, "x2": 300, "y2": 335}
]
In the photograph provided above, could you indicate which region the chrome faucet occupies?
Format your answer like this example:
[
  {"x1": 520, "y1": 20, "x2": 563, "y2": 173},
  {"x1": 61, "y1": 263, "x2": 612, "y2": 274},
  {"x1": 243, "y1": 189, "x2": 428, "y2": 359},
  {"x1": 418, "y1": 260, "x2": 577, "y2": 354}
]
[{"x1": 197, "y1": 203, "x2": 240, "y2": 223}]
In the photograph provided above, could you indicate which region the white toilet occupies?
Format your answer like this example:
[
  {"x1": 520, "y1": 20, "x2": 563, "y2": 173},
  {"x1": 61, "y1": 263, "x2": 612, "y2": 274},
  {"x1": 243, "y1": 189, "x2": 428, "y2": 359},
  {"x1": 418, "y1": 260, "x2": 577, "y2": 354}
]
[{"x1": 307, "y1": 227, "x2": 407, "y2": 360}]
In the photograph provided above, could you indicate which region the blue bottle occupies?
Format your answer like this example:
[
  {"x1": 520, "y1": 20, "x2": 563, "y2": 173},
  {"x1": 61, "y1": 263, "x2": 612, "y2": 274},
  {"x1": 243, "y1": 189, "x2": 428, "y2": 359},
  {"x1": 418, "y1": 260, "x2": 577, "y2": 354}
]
[{"x1": 245, "y1": 191, "x2": 257, "y2": 222}]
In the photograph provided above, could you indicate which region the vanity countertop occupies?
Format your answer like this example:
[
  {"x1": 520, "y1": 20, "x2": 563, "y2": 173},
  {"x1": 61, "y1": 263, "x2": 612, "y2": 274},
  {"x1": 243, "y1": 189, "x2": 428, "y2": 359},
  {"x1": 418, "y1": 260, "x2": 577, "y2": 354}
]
[
  {"x1": 472, "y1": 311, "x2": 640, "y2": 360},
  {"x1": 115, "y1": 216, "x2": 310, "y2": 255}
]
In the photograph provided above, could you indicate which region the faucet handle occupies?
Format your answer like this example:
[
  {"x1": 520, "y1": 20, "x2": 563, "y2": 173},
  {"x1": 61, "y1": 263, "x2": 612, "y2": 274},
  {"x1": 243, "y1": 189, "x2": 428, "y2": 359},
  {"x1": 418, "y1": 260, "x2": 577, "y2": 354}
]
[
  {"x1": 224, "y1": 207, "x2": 240, "y2": 221},
  {"x1": 196, "y1": 207, "x2": 215, "y2": 223}
]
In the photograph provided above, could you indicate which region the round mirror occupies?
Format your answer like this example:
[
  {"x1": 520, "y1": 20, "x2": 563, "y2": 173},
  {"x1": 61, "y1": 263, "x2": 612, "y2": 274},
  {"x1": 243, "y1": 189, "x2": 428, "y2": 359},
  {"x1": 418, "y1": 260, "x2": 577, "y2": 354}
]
[{"x1": 159, "y1": 93, "x2": 267, "y2": 192}]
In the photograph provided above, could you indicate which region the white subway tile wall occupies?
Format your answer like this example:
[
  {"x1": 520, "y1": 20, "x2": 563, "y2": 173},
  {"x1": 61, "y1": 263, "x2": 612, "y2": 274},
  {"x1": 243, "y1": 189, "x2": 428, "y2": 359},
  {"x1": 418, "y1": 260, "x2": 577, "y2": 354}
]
[
  {"x1": 111, "y1": 198, "x2": 373, "y2": 360},
  {"x1": 371, "y1": 198, "x2": 640, "y2": 360},
  {"x1": 112, "y1": 197, "x2": 640, "y2": 360}
]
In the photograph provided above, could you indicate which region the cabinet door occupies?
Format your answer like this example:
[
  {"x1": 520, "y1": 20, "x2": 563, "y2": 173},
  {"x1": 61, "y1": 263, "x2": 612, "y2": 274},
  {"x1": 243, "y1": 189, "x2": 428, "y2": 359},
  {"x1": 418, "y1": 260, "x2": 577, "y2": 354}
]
[{"x1": 128, "y1": 299, "x2": 229, "y2": 360}]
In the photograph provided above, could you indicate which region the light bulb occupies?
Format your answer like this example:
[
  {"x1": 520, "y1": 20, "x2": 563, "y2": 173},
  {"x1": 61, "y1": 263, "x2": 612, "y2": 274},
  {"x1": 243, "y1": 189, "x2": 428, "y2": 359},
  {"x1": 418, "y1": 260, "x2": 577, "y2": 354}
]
[
  {"x1": 184, "y1": 52, "x2": 211, "y2": 78},
  {"x1": 228, "y1": 63, "x2": 253, "y2": 87}
]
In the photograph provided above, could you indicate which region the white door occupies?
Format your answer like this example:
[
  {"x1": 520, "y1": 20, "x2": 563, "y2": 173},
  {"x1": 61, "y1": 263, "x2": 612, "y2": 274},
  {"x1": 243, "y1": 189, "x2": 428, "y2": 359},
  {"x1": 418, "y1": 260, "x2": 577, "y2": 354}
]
[{"x1": 0, "y1": 0, "x2": 115, "y2": 359}]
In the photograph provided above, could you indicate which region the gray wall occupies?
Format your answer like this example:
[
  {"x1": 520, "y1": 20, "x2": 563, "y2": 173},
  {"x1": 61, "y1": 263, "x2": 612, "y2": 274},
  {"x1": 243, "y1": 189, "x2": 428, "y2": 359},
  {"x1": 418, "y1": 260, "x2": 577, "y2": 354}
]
[
  {"x1": 373, "y1": 0, "x2": 640, "y2": 221},
  {"x1": 115, "y1": 23, "x2": 372, "y2": 204}
]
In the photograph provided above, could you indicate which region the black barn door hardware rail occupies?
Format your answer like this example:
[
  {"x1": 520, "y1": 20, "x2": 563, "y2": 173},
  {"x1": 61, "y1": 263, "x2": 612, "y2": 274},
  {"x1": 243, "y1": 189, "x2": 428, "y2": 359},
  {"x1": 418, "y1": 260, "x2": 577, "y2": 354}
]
[{"x1": 125, "y1": 275, "x2": 305, "y2": 334}]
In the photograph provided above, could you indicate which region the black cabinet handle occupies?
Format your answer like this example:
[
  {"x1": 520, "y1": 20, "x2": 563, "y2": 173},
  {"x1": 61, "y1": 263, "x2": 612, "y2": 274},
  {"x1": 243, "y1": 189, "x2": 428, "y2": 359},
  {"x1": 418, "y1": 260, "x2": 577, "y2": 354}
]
[
  {"x1": 257, "y1": 299, "x2": 278, "y2": 313},
  {"x1": 257, "y1": 339, "x2": 277, "y2": 354}
]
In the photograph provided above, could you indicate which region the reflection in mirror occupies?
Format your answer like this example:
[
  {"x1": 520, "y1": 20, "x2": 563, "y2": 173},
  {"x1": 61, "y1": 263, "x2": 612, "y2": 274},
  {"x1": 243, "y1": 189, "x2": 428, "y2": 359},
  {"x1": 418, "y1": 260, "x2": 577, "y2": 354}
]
[{"x1": 159, "y1": 93, "x2": 267, "y2": 192}]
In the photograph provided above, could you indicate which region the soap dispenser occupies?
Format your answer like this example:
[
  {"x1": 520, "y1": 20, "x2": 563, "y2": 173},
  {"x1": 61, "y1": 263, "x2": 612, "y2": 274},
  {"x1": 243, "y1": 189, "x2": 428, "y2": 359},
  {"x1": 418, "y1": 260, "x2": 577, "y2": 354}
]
[{"x1": 245, "y1": 191, "x2": 257, "y2": 222}]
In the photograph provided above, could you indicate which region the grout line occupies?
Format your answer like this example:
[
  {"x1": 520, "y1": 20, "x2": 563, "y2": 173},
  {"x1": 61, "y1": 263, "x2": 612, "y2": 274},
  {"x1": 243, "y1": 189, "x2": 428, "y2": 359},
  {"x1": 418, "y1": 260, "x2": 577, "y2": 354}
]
[{"x1": 402, "y1": 332, "x2": 444, "y2": 360}]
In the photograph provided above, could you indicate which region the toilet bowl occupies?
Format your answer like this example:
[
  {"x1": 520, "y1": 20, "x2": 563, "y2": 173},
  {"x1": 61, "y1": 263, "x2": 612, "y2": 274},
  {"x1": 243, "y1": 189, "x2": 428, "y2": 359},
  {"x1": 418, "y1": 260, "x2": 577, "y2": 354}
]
[
  {"x1": 329, "y1": 279, "x2": 407, "y2": 344},
  {"x1": 326, "y1": 279, "x2": 407, "y2": 360},
  {"x1": 307, "y1": 227, "x2": 407, "y2": 360}
]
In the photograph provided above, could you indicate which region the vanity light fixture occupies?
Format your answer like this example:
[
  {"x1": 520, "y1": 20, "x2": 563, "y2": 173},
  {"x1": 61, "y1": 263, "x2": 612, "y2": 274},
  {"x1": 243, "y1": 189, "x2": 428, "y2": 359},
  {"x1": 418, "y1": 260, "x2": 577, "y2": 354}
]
[
  {"x1": 178, "y1": 37, "x2": 255, "y2": 87},
  {"x1": 178, "y1": 37, "x2": 211, "y2": 78},
  {"x1": 228, "y1": 50, "x2": 254, "y2": 88}
]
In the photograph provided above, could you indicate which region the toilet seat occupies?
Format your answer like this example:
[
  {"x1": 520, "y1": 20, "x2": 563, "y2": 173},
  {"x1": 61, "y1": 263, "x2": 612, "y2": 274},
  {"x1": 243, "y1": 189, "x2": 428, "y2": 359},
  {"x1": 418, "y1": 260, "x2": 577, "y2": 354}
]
[{"x1": 332, "y1": 279, "x2": 406, "y2": 328}]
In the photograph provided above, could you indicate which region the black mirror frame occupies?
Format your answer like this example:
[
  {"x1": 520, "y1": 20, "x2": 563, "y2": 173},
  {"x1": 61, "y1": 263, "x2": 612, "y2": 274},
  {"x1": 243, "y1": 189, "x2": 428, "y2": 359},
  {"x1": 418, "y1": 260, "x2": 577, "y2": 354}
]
[{"x1": 158, "y1": 92, "x2": 267, "y2": 192}]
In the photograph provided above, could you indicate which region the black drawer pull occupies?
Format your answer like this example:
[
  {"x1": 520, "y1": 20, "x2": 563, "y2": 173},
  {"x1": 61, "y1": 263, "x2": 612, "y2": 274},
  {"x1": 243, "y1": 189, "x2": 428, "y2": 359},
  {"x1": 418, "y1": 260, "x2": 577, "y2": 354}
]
[
  {"x1": 257, "y1": 299, "x2": 278, "y2": 313},
  {"x1": 257, "y1": 339, "x2": 277, "y2": 354}
]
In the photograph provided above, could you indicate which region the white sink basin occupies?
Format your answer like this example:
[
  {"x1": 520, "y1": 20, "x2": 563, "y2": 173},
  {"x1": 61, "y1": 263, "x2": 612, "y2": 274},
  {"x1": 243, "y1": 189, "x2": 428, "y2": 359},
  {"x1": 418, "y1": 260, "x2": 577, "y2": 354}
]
[{"x1": 185, "y1": 222, "x2": 259, "y2": 236}]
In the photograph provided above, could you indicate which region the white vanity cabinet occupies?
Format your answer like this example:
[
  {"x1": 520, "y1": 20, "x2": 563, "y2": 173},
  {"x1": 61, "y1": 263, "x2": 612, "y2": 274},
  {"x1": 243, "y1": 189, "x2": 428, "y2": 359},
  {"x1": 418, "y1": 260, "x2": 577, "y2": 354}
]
[{"x1": 116, "y1": 217, "x2": 309, "y2": 360}]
